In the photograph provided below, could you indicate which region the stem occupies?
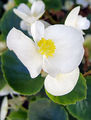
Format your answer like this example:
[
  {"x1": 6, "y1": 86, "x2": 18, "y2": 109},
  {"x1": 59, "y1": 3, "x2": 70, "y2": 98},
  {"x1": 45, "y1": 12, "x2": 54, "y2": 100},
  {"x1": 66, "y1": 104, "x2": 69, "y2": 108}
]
[
  {"x1": 45, "y1": 11, "x2": 57, "y2": 24},
  {"x1": 83, "y1": 70, "x2": 91, "y2": 77}
]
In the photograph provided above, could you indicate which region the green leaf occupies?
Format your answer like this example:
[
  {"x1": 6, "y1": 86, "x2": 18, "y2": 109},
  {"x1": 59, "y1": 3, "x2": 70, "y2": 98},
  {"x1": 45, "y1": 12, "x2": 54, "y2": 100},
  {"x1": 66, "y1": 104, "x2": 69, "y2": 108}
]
[
  {"x1": 28, "y1": 98, "x2": 69, "y2": 120},
  {"x1": 66, "y1": 76, "x2": 91, "y2": 120},
  {"x1": 46, "y1": 74, "x2": 87, "y2": 105},
  {"x1": 1, "y1": 50, "x2": 44, "y2": 95},
  {"x1": 0, "y1": 9, "x2": 21, "y2": 37},
  {"x1": 7, "y1": 109, "x2": 27, "y2": 120},
  {"x1": 14, "y1": 0, "x2": 28, "y2": 5},
  {"x1": 0, "y1": 57, "x2": 6, "y2": 90},
  {"x1": 43, "y1": 0, "x2": 62, "y2": 10}
]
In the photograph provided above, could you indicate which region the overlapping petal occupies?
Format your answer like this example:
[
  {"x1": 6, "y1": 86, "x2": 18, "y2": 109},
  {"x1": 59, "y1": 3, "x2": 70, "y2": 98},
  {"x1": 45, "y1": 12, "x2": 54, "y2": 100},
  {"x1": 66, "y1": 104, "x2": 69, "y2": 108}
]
[
  {"x1": 65, "y1": 6, "x2": 90, "y2": 31},
  {"x1": 31, "y1": 21, "x2": 45, "y2": 42},
  {"x1": 65, "y1": 6, "x2": 80, "y2": 28},
  {"x1": 13, "y1": 4, "x2": 36, "y2": 24},
  {"x1": 44, "y1": 67, "x2": 79, "y2": 96},
  {"x1": 31, "y1": 1, "x2": 45, "y2": 17},
  {"x1": 13, "y1": 1, "x2": 45, "y2": 24},
  {"x1": 7, "y1": 28, "x2": 43, "y2": 78},
  {"x1": 43, "y1": 25, "x2": 84, "y2": 76}
]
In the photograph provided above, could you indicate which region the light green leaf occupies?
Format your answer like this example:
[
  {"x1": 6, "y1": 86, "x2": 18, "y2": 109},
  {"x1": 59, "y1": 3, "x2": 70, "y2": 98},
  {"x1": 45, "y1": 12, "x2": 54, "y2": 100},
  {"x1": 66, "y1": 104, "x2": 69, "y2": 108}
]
[
  {"x1": 28, "y1": 98, "x2": 69, "y2": 120},
  {"x1": 7, "y1": 109, "x2": 27, "y2": 120},
  {"x1": 46, "y1": 74, "x2": 87, "y2": 105},
  {"x1": 66, "y1": 76, "x2": 91, "y2": 120},
  {"x1": 1, "y1": 50, "x2": 44, "y2": 95}
]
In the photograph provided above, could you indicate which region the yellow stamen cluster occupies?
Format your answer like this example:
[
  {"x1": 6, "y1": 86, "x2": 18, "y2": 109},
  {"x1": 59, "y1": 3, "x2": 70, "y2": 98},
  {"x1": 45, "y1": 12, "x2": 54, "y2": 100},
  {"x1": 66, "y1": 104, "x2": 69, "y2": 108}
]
[{"x1": 38, "y1": 38, "x2": 56, "y2": 58}]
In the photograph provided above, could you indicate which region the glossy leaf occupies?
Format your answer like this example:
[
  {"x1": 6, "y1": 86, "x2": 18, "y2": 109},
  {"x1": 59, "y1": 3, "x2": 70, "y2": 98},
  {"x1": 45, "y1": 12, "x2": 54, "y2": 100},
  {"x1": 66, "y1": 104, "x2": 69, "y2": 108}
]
[
  {"x1": 1, "y1": 50, "x2": 44, "y2": 95},
  {"x1": 66, "y1": 76, "x2": 91, "y2": 120},
  {"x1": 46, "y1": 74, "x2": 87, "y2": 105},
  {"x1": 0, "y1": 9, "x2": 21, "y2": 37},
  {"x1": 28, "y1": 98, "x2": 69, "y2": 120}
]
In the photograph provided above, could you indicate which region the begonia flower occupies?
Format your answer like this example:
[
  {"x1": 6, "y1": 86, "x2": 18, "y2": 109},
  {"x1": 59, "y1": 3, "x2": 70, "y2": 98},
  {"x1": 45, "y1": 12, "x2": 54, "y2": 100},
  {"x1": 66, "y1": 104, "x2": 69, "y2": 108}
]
[
  {"x1": 7, "y1": 21, "x2": 84, "y2": 96},
  {"x1": 65, "y1": 6, "x2": 90, "y2": 33},
  {"x1": 13, "y1": 1, "x2": 46, "y2": 35}
]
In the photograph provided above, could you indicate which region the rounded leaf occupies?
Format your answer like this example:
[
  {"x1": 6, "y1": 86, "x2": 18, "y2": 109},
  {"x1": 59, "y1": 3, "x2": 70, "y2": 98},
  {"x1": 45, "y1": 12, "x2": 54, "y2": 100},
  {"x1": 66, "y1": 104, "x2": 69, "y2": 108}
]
[
  {"x1": 46, "y1": 74, "x2": 87, "y2": 105},
  {"x1": 28, "y1": 99, "x2": 69, "y2": 120},
  {"x1": 1, "y1": 50, "x2": 44, "y2": 95},
  {"x1": 66, "y1": 76, "x2": 91, "y2": 120}
]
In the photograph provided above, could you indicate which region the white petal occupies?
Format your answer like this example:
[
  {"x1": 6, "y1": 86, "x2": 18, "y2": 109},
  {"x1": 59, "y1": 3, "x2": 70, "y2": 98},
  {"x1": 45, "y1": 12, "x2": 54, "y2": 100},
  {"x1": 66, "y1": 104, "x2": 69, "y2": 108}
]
[
  {"x1": 13, "y1": 4, "x2": 36, "y2": 24},
  {"x1": 65, "y1": 6, "x2": 80, "y2": 27},
  {"x1": 20, "y1": 20, "x2": 32, "y2": 36},
  {"x1": 0, "y1": 85, "x2": 18, "y2": 96},
  {"x1": 7, "y1": 28, "x2": 43, "y2": 78},
  {"x1": 0, "y1": 97, "x2": 8, "y2": 120},
  {"x1": 77, "y1": 16, "x2": 90, "y2": 30},
  {"x1": 40, "y1": 20, "x2": 51, "y2": 28},
  {"x1": 31, "y1": 21, "x2": 45, "y2": 42},
  {"x1": 20, "y1": 20, "x2": 29, "y2": 30},
  {"x1": 27, "y1": 27, "x2": 32, "y2": 36},
  {"x1": 15, "y1": 3, "x2": 30, "y2": 15},
  {"x1": 43, "y1": 25, "x2": 84, "y2": 76},
  {"x1": 44, "y1": 67, "x2": 79, "y2": 96},
  {"x1": 31, "y1": 1, "x2": 45, "y2": 18}
]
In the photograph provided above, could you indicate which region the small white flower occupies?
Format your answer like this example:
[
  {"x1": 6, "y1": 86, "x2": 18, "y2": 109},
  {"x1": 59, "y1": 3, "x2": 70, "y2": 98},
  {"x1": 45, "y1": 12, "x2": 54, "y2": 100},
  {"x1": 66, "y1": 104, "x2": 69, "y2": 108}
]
[
  {"x1": 76, "y1": 0, "x2": 91, "y2": 8},
  {"x1": 7, "y1": 21, "x2": 84, "y2": 96},
  {"x1": 3, "y1": 0, "x2": 15, "y2": 11},
  {"x1": 65, "y1": 6, "x2": 90, "y2": 33},
  {"x1": 0, "y1": 97, "x2": 8, "y2": 120},
  {"x1": 13, "y1": 1, "x2": 46, "y2": 35}
]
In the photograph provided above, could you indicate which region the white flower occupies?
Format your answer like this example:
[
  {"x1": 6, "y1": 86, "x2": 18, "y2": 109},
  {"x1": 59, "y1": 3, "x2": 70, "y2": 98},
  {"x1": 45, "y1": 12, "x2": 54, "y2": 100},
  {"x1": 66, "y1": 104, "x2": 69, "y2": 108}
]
[
  {"x1": 0, "y1": 97, "x2": 8, "y2": 120},
  {"x1": 3, "y1": 0, "x2": 15, "y2": 11},
  {"x1": 7, "y1": 21, "x2": 84, "y2": 96},
  {"x1": 76, "y1": 0, "x2": 91, "y2": 8},
  {"x1": 13, "y1": 1, "x2": 45, "y2": 35},
  {"x1": 65, "y1": 6, "x2": 90, "y2": 33}
]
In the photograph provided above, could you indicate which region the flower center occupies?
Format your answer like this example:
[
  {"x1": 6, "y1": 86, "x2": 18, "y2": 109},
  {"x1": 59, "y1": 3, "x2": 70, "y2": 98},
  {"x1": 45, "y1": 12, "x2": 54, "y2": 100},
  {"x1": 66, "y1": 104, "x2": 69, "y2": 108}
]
[{"x1": 38, "y1": 38, "x2": 56, "y2": 58}]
